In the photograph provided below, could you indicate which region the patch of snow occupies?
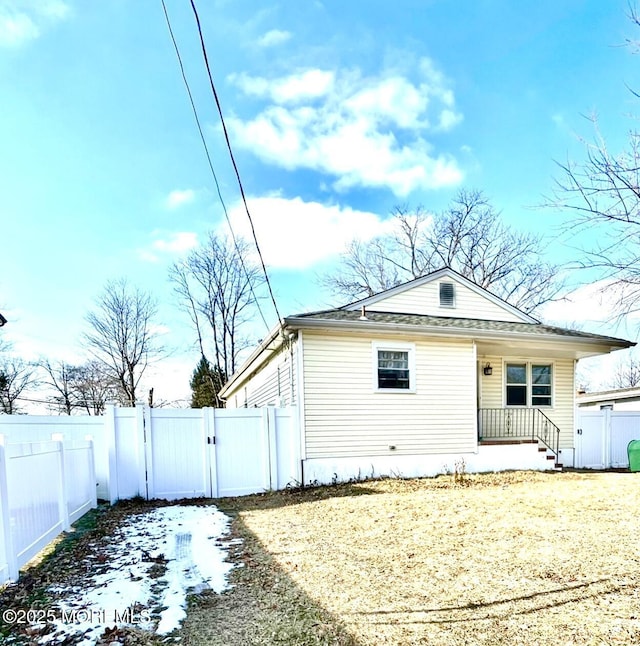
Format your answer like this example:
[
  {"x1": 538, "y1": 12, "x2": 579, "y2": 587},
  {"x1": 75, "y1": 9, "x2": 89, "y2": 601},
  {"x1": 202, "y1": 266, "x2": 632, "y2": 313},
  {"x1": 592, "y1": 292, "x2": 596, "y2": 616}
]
[{"x1": 40, "y1": 505, "x2": 236, "y2": 645}]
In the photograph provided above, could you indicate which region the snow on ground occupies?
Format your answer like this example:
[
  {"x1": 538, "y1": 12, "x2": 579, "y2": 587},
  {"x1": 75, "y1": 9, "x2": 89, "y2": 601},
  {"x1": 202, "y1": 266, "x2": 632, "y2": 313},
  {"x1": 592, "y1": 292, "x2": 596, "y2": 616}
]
[{"x1": 41, "y1": 505, "x2": 238, "y2": 645}]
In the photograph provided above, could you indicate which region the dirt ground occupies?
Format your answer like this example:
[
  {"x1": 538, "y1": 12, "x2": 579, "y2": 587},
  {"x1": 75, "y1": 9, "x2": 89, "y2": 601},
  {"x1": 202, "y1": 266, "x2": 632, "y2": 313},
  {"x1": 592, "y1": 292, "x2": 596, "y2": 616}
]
[{"x1": 2, "y1": 470, "x2": 640, "y2": 645}]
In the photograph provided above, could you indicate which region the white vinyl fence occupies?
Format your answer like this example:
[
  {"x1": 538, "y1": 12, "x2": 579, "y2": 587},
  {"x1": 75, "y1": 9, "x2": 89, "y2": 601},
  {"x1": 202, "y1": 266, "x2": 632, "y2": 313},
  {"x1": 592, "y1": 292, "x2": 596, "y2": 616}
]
[
  {"x1": 0, "y1": 405, "x2": 300, "y2": 583},
  {"x1": 0, "y1": 405, "x2": 301, "y2": 503},
  {"x1": 575, "y1": 409, "x2": 640, "y2": 468},
  {"x1": 0, "y1": 435, "x2": 97, "y2": 584},
  {"x1": 109, "y1": 406, "x2": 301, "y2": 501}
]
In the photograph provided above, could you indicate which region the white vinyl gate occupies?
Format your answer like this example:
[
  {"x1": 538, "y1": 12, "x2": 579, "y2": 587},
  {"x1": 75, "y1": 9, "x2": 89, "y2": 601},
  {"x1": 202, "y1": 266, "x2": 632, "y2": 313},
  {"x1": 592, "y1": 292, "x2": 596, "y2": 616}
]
[
  {"x1": 129, "y1": 407, "x2": 301, "y2": 501},
  {"x1": 575, "y1": 409, "x2": 640, "y2": 468}
]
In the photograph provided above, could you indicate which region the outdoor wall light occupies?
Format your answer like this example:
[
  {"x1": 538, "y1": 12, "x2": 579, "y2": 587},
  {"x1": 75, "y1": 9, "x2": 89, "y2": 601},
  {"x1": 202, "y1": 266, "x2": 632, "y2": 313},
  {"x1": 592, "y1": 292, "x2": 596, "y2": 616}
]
[{"x1": 483, "y1": 363, "x2": 493, "y2": 376}]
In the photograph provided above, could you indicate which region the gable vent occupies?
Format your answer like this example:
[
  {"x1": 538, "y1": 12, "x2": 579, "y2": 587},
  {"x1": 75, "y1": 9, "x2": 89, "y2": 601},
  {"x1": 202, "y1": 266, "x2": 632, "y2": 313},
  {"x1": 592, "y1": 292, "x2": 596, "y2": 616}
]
[{"x1": 439, "y1": 282, "x2": 455, "y2": 308}]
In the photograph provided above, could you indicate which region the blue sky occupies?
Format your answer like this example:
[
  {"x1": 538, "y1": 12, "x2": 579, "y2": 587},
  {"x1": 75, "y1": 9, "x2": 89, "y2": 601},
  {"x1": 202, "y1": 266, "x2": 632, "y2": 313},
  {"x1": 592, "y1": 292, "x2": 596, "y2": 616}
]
[{"x1": 1, "y1": 0, "x2": 639, "y2": 404}]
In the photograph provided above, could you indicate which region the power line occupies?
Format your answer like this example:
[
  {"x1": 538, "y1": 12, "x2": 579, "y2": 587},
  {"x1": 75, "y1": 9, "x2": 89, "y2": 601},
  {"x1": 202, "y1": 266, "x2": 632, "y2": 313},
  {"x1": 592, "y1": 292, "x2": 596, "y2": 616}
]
[
  {"x1": 160, "y1": 0, "x2": 270, "y2": 332},
  {"x1": 12, "y1": 395, "x2": 104, "y2": 407},
  {"x1": 186, "y1": 0, "x2": 284, "y2": 329}
]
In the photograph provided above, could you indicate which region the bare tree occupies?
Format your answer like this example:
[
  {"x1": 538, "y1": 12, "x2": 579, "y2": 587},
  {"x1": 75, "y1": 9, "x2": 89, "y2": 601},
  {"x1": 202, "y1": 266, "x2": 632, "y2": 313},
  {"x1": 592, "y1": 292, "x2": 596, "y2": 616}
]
[
  {"x1": 548, "y1": 120, "x2": 640, "y2": 317},
  {"x1": 85, "y1": 279, "x2": 160, "y2": 407},
  {"x1": 74, "y1": 361, "x2": 118, "y2": 415},
  {"x1": 39, "y1": 359, "x2": 81, "y2": 415},
  {"x1": 38, "y1": 359, "x2": 117, "y2": 415},
  {"x1": 610, "y1": 350, "x2": 640, "y2": 389},
  {"x1": 170, "y1": 234, "x2": 265, "y2": 381},
  {"x1": 0, "y1": 357, "x2": 37, "y2": 414},
  {"x1": 547, "y1": 9, "x2": 640, "y2": 319},
  {"x1": 324, "y1": 189, "x2": 562, "y2": 315}
]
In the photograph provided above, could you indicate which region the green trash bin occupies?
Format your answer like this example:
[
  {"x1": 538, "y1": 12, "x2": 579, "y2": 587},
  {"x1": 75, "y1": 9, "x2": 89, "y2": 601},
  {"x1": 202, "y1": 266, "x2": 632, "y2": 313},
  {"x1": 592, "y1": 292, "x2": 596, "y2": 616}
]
[{"x1": 628, "y1": 440, "x2": 640, "y2": 472}]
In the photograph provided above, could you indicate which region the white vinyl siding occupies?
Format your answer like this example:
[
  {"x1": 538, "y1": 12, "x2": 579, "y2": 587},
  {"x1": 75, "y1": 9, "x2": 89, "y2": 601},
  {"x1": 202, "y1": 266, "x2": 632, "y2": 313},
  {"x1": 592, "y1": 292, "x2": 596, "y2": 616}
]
[
  {"x1": 370, "y1": 277, "x2": 524, "y2": 322},
  {"x1": 302, "y1": 331, "x2": 477, "y2": 458},
  {"x1": 224, "y1": 344, "x2": 297, "y2": 409},
  {"x1": 478, "y1": 354, "x2": 575, "y2": 449}
]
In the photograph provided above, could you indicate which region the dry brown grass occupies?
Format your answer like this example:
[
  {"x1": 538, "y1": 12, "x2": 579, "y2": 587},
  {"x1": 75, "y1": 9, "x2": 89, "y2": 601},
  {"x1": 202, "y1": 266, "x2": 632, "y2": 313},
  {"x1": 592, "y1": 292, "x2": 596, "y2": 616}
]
[
  {"x1": 3, "y1": 471, "x2": 640, "y2": 645},
  {"x1": 219, "y1": 470, "x2": 640, "y2": 645}
]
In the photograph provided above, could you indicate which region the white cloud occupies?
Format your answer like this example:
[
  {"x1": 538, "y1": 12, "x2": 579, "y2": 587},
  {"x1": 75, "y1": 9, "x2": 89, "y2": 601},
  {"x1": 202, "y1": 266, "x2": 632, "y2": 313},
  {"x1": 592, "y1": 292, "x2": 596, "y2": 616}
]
[
  {"x1": 257, "y1": 29, "x2": 291, "y2": 48},
  {"x1": 165, "y1": 189, "x2": 196, "y2": 210},
  {"x1": 139, "y1": 232, "x2": 199, "y2": 263},
  {"x1": 222, "y1": 196, "x2": 393, "y2": 270},
  {"x1": 230, "y1": 69, "x2": 335, "y2": 103},
  {"x1": 39, "y1": 0, "x2": 70, "y2": 20},
  {"x1": 539, "y1": 279, "x2": 640, "y2": 335},
  {"x1": 227, "y1": 59, "x2": 464, "y2": 196},
  {"x1": 0, "y1": 0, "x2": 70, "y2": 48}
]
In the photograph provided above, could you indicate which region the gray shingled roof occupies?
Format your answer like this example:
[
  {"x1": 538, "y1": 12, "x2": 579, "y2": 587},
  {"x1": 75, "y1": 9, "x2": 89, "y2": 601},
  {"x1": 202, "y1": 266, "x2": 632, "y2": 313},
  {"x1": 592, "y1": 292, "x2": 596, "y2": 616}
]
[{"x1": 287, "y1": 309, "x2": 632, "y2": 345}]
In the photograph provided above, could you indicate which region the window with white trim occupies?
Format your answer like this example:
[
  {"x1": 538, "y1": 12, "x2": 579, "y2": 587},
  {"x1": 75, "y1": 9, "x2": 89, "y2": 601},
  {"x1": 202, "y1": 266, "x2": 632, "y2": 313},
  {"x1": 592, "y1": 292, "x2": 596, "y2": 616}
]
[
  {"x1": 531, "y1": 364, "x2": 552, "y2": 406},
  {"x1": 505, "y1": 363, "x2": 527, "y2": 405},
  {"x1": 505, "y1": 362, "x2": 552, "y2": 407},
  {"x1": 373, "y1": 342, "x2": 416, "y2": 392}
]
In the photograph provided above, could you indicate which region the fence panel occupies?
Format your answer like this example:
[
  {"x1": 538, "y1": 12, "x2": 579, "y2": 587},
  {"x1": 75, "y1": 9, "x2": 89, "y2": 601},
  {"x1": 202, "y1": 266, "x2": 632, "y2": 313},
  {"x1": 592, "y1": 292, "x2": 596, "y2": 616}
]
[
  {"x1": 611, "y1": 413, "x2": 640, "y2": 467},
  {"x1": 63, "y1": 439, "x2": 97, "y2": 523},
  {"x1": 576, "y1": 410, "x2": 640, "y2": 468},
  {"x1": 137, "y1": 407, "x2": 301, "y2": 499},
  {"x1": 0, "y1": 437, "x2": 14, "y2": 583},
  {"x1": 576, "y1": 412, "x2": 606, "y2": 469},
  {"x1": 0, "y1": 435, "x2": 97, "y2": 584},
  {"x1": 0, "y1": 415, "x2": 107, "y2": 499},
  {"x1": 214, "y1": 409, "x2": 271, "y2": 497},
  {"x1": 274, "y1": 408, "x2": 302, "y2": 489},
  {"x1": 6, "y1": 440, "x2": 66, "y2": 572},
  {"x1": 147, "y1": 409, "x2": 210, "y2": 500},
  {"x1": 113, "y1": 407, "x2": 143, "y2": 500}
]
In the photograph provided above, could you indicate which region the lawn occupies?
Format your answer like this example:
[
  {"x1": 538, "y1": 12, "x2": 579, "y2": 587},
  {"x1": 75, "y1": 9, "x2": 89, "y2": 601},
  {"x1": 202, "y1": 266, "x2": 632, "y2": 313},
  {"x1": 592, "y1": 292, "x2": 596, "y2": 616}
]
[
  {"x1": 2, "y1": 470, "x2": 640, "y2": 645},
  {"x1": 205, "y1": 470, "x2": 640, "y2": 646}
]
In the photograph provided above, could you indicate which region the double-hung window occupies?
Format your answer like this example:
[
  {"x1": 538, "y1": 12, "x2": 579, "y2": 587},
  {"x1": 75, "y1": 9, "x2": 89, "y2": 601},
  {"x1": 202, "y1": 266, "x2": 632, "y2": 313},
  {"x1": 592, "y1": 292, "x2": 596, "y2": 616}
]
[
  {"x1": 531, "y1": 365, "x2": 552, "y2": 406},
  {"x1": 505, "y1": 362, "x2": 552, "y2": 407},
  {"x1": 373, "y1": 342, "x2": 415, "y2": 392},
  {"x1": 505, "y1": 363, "x2": 527, "y2": 406}
]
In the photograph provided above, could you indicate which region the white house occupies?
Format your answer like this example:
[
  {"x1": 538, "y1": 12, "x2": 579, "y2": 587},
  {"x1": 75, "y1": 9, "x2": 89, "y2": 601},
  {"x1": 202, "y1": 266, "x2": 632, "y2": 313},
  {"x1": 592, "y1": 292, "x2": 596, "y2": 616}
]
[{"x1": 219, "y1": 268, "x2": 634, "y2": 483}]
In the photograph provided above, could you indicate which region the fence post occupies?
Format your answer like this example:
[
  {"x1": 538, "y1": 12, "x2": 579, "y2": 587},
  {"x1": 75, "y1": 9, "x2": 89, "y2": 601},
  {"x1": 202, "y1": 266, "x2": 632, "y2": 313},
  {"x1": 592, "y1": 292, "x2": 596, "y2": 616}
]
[
  {"x1": 603, "y1": 407, "x2": 612, "y2": 469},
  {"x1": 0, "y1": 435, "x2": 18, "y2": 582},
  {"x1": 85, "y1": 436, "x2": 98, "y2": 510},
  {"x1": 136, "y1": 403, "x2": 150, "y2": 500},
  {"x1": 105, "y1": 404, "x2": 119, "y2": 504},
  {"x1": 204, "y1": 408, "x2": 218, "y2": 498},
  {"x1": 52, "y1": 434, "x2": 70, "y2": 532},
  {"x1": 263, "y1": 408, "x2": 278, "y2": 490}
]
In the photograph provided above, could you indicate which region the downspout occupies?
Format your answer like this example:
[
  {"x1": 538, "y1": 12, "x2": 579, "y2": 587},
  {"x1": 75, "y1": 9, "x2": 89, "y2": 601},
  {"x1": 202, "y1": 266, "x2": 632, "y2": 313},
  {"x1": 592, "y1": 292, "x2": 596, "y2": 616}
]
[
  {"x1": 296, "y1": 331, "x2": 306, "y2": 485},
  {"x1": 288, "y1": 332, "x2": 296, "y2": 405},
  {"x1": 472, "y1": 340, "x2": 478, "y2": 450},
  {"x1": 571, "y1": 359, "x2": 577, "y2": 468}
]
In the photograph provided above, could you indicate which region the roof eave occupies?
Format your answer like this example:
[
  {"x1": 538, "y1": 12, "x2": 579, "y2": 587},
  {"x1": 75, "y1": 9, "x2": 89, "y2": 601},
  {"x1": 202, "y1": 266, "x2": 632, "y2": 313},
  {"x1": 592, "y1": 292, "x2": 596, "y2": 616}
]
[
  {"x1": 283, "y1": 316, "x2": 633, "y2": 353},
  {"x1": 218, "y1": 322, "x2": 286, "y2": 399}
]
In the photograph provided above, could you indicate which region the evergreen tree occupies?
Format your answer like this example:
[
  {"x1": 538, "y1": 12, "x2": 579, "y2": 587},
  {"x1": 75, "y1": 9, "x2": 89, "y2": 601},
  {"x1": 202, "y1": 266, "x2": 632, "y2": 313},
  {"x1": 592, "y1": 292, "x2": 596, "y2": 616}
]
[{"x1": 190, "y1": 355, "x2": 226, "y2": 408}]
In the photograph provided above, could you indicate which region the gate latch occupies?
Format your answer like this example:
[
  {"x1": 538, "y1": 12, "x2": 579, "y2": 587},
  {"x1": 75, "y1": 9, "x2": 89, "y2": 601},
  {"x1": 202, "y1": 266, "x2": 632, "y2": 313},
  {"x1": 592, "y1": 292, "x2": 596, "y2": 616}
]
[{"x1": 207, "y1": 436, "x2": 216, "y2": 445}]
